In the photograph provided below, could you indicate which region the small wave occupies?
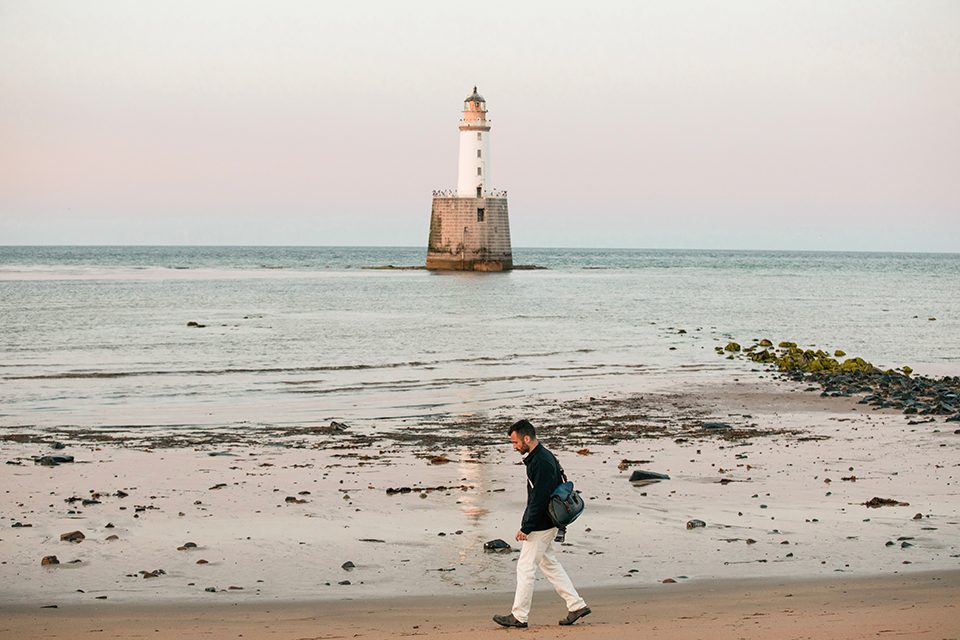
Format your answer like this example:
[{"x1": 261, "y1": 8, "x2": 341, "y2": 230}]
[
  {"x1": 3, "y1": 349, "x2": 597, "y2": 381},
  {"x1": 676, "y1": 363, "x2": 729, "y2": 370},
  {"x1": 281, "y1": 370, "x2": 636, "y2": 396}
]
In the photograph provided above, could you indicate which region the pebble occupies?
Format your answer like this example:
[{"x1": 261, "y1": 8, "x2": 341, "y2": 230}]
[{"x1": 140, "y1": 569, "x2": 166, "y2": 578}]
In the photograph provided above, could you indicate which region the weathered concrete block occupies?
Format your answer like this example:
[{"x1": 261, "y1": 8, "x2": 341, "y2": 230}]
[{"x1": 426, "y1": 197, "x2": 513, "y2": 271}]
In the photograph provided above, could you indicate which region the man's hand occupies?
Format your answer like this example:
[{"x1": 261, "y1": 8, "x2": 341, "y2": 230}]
[{"x1": 515, "y1": 530, "x2": 527, "y2": 541}]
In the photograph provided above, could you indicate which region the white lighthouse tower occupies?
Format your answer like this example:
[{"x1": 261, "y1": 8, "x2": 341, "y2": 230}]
[
  {"x1": 457, "y1": 86, "x2": 490, "y2": 198},
  {"x1": 426, "y1": 87, "x2": 513, "y2": 271}
]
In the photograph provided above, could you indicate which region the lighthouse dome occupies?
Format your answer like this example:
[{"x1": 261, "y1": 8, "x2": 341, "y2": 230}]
[{"x1": 464, "y1": 86, "x2": 485, "y2": 103}]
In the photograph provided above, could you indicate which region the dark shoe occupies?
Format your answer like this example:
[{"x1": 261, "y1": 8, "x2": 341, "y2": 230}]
[
  {"x1": 559, "y1": 606, "x2": 591, "y2": 625},
  {"x1": 493, "y1": 613, "x2": 528, "y2": 628}
]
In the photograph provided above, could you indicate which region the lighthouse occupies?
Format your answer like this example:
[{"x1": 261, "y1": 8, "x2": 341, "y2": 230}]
[{"x1": 426, "y1": 87, "x2": 513, "y2": 271}]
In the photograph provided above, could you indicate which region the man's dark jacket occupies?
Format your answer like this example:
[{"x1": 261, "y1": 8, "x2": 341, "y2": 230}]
[{"x1": 520, "y1": 443, "x2": 563, "y2": 534}]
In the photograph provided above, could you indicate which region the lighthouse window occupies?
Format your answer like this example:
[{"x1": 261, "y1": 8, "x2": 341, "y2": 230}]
[
  {"x1": 477, "y1": 149, "x2": 481, "y2": 158},
  {"x1": 477, "y1": 132, "x2": 482, "y2": 140},
  {"x1": 477, "y1": 208, "x2": 485, "y2": 222},
  {"x1": 477, "y1": 167, "x2": 482, "y2": 175}
]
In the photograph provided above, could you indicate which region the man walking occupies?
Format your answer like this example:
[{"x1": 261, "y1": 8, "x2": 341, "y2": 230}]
[{"x1": 493, "y1": 419, "x2": 591, "y2": 628}]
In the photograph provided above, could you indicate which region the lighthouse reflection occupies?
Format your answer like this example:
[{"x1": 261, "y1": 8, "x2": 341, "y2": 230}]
[{"x1": 457, "y1": 443, "x2": 490, "y2": 522}]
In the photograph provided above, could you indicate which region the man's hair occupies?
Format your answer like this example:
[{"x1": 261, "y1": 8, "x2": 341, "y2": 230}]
[{"x1": 508, "y1": 419, "x2": 536, "y2": 440}]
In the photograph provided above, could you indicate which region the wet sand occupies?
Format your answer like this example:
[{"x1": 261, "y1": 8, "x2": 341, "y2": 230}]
[
  {"x1": 1, "y1": 570, "x2": 958, "y2": 639},
  {"x1": 2, "y1": 376, "x2": 959, "y2": 637}
]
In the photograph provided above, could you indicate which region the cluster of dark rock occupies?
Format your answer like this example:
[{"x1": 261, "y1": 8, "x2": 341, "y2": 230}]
[
  {"x1": 385, "y1": 484, "x2": 473, "y2": 495},
  {"x1": 722, "y1": 339, "x2": 960, "y2": 423},
  {"x1": 851, "y1": 374, "x2": 960, "y2": 417}
]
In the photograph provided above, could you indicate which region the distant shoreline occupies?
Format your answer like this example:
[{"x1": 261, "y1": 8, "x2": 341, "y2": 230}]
[
  {"x1": 1, "y1": 245, "x2": 958, "y2": 256},
  {"x1": 363, "y1": 264, "x2": 548, "y2": 270}
]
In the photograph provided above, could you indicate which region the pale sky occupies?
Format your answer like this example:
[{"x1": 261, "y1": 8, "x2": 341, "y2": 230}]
[{"x1": 1, "y1": 1, "x2": 958, "y2": 251}]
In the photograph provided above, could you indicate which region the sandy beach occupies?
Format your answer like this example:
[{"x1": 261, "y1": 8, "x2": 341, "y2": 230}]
[
  {"x1": 3, "y1": 371, "x2": 959, "y2": 638},
  {"x1": 1, "y1": 570, "x2": 958, "y2": 639}
]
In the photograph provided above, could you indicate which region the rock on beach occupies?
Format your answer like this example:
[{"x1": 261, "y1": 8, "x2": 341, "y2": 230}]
[{"x1": 629, "y1": 470, "x2": 670, "y2": 483}]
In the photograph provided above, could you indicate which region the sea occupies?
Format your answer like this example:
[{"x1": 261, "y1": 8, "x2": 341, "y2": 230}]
[{"x1": 1, "y1": 246, "x2": 958, "y2": 434}]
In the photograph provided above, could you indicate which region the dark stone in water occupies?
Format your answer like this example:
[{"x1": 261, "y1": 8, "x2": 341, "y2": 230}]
[
  {"x1": 341, "y1": 561, "x2": 356, "y2": 571},
  {"x1": 629, "y1": 470, "x2": 670, "y2": 482},
  {"x1": 702, "y1": 422, "x2": 732, "y2": 430},
  {"x1": 686, "y1": 519, "x2": 706, "y2": 529},
  {"x1": 484, "y1": 539, "x2": 512, "y2": 553}
]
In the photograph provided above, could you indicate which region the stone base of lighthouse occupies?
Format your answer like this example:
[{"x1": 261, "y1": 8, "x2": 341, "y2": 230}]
[{"x1": 426, "y1": 197, "x2": 513, "y2": 271}]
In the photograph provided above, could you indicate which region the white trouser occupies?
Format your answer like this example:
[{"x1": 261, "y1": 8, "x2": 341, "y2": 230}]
[{"x1": 511, "y1": 528, "x2": 586, "y2": 623}]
